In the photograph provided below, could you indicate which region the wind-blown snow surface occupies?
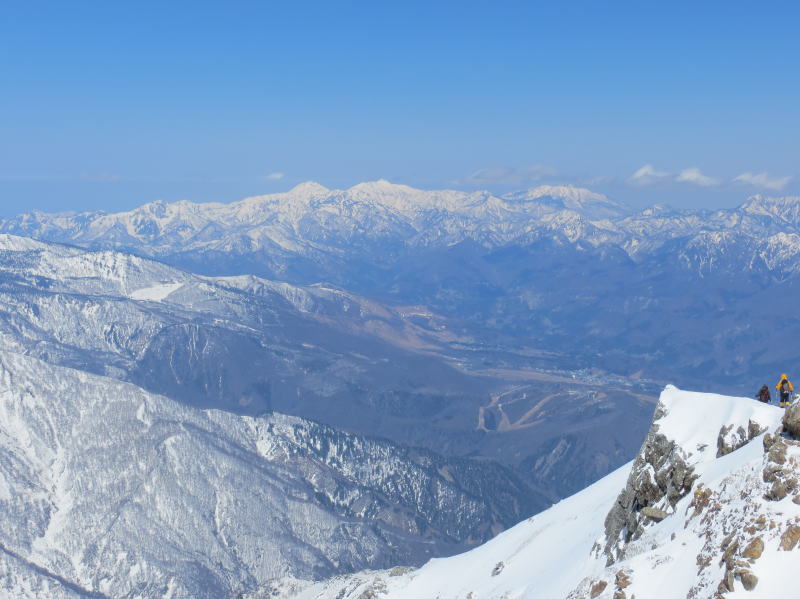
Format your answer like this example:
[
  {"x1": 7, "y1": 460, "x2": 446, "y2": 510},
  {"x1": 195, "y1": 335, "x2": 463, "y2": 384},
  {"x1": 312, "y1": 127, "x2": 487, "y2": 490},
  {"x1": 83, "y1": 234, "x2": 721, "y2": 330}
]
[
  {"x1": 293, "y1": 387, "x2": 798, "y2": 599},
  {"x1": 0, "y1": 351, "x2": 536, "y2": 599}
]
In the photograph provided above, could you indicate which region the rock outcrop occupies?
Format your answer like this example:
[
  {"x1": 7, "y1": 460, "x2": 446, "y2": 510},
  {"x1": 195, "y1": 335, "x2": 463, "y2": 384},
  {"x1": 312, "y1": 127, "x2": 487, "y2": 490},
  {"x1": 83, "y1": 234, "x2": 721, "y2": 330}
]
[
  {"x1": 717, "y1": 419, "x2": 766, "y2": 457},
  {"x1": 602, "y1": 402, "x2": 697, "y2": 564},
  {"x1": 783, "y1": 401, "x2": 800, "y2": 438}
]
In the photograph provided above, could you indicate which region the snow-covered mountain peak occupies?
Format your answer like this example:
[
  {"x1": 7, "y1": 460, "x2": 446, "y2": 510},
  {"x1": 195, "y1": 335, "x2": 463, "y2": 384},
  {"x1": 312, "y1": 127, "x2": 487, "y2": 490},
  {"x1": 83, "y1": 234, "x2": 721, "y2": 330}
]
[
  {"x1": 738, "y1": 194, "x2": 800, "y2": 223},
  {"x1": 640, "y1": 203, "x2": 676, "y2": 216},
  {"x1": 347, "y1": 179, "x2": 416, "y2": 194},
  {"x1": 527, "y1": 184, "x2": 606, "y2": 202},
  {"x1": 501, "y1": 184, "x2": 603, "y2": 205},
  {"x1": 235, "y1": 182, "x2": 332, "y2": 212},
  {"x1": 287, "y1": 180, "x2": 332, "y2": 196},
  {"x1": 502, "y1": 185, "x2": 629, "y2": 220},
  {"x1": 0, "y1": 232, "x2": 51, "y2": 252}
]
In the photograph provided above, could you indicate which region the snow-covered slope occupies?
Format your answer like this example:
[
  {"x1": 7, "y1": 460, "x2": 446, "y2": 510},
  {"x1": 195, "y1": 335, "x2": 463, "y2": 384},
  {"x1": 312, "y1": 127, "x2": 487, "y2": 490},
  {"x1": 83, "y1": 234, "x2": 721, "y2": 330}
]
[
  {"x1": 292, "y1": 386, "x2": 800, "y2": 599},
  {"x1": 0, "y1": 350, "x2": 541, "y2": 598}
]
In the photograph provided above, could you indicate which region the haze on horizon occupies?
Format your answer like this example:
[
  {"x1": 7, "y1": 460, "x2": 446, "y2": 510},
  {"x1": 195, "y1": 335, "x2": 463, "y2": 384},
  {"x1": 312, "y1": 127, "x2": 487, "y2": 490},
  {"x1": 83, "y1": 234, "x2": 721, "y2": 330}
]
[{"x1": 0, "y1": 1, "x2": 797, "y2": 216}]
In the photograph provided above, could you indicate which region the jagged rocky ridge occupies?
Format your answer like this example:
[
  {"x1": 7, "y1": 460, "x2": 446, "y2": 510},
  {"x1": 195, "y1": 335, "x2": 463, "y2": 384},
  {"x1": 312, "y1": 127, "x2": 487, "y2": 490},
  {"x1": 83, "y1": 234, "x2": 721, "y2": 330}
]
[
  {"x1": 0, "y1": 351, "x2": 540, "y2": 599},
  {"x1": 292, "y1": 386, "x2": 800, "y2": 599}
]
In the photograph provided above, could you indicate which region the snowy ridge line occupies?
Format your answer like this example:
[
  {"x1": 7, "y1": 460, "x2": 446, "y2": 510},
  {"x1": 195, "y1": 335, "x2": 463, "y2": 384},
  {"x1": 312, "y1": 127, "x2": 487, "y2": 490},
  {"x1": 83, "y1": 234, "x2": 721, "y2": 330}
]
[
  {"x1": 290, "y1": 387, "x2": 798, "y2": 599},
  {"x1": 3, "y1": 182, "x2": 800, "y2": 263}
]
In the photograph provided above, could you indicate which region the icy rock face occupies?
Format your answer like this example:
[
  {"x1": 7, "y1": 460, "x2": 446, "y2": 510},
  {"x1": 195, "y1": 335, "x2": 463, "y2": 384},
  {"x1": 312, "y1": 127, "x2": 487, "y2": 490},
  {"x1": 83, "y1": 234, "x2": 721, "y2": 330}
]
[{"x1": 0, "y1": 352, "x2": 537, "y2": 599}]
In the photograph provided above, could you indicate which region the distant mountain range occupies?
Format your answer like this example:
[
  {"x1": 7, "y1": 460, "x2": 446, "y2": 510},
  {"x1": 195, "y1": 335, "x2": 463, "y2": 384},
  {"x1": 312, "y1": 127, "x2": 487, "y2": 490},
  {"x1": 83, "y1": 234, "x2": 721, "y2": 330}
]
[
  {"x1": 3, "y1": 182, "x2": 800, "y2": 391},
  {"x1": 6, "y1": 181, "x2": 800, "y2": 270}
]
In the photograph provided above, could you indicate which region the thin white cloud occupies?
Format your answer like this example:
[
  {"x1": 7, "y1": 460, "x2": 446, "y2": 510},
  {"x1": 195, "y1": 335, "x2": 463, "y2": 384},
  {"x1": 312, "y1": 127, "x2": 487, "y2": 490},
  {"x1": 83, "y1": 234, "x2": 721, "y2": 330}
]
[
  {"x1": 265, "y1": 172, "x2": 285, "y2": 180},
  {"x1": 676, "y1": 167, "x2": 720, "y2": 187},
  {"x1": 458, "y1": 164, "x2": 557, "y2": 186},
  {"x1": 628, "y1": 164, "x2": 670, "y2": 186},
  {"x1": 733, "y1": 171, "x2": 792, "y2": 191}
]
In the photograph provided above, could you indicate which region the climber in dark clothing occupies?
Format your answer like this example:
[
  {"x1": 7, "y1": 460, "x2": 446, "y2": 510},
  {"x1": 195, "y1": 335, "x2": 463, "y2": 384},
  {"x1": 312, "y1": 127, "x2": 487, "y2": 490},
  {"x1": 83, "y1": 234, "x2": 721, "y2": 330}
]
[
  {"x1": 756, "y1": 384, "x2": 771, "y2": 403},
  {"x1": 776, "y1": 374, "x2": 794, "y2": 407}
]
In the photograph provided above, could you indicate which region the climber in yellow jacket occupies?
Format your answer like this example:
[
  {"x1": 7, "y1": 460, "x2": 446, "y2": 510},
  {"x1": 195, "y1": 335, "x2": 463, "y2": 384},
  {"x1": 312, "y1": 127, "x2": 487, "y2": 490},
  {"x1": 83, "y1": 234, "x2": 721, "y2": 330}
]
[{"x1": 776, "y1": 374, "x2": 794, "y2": 407}]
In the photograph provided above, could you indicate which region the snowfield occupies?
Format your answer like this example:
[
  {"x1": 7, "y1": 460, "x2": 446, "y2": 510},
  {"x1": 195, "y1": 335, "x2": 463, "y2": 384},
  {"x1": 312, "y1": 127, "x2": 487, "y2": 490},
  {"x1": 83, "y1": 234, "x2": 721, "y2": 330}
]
[
  {"x1": 292, "y1": 387, "x2": 799, "y2": 599},
  {"x1": 128, "y1": 282, "x2": 184, "y2": 301}
]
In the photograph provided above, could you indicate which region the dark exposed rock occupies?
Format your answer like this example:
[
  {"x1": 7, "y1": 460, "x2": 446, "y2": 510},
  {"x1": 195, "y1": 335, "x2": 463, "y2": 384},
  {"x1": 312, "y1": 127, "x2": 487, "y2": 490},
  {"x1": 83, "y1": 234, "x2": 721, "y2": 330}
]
[
  {"x1": 603, "y1": 401, "x2": 696, "y2": 564},
  {"x1": 356, "y1": 580, "x2": 387, "y2": 599},
  {"x1": 737, "y1": 569, "x2": 758, "y2": 591},
  {"x1": 590, "y1": 580, "x2": 608, "y2": 598},
  {"x1": 388, "y1": 566, "x2": 414, "y2": 577},
  {"x1": 741, "y1": 537, "x2": 764, "y2": 560},
  {"x1": 767, "y1": 439, "x2": 787, "y2": 465},
  {"x1": 748, "y1": 419, "x2": 766, "y2": 440},
  {"x1": 690, "y1": 486, "x2": 713, "y2": 516},
  {"x1": 783, "y1": 402, "x2": 800, "y2": 438},
  {"x1": 718, "y1": 420, "x2": 766, "y2": 457},
  {"x1": 780, "y1": 525, "x2": 800, "y2": 550},
  {"x1": 720, "y1": 532, "x2": 735, "y2": 550},
  {"x1": 640, "y1": 506, "x2": 669, "y2": 521},
  {"x1": 723, "y1": 540, "x2": 739, "y2": 570},
  {"x1": 697, "y1": 553, "x2": 712, "y2": 569},
  {"x1": 763, "y1": 463, "x2": 783, "y2": 483},
  {"x1": 766, "y1": 481, "x2": 788, "y2": 501},
  {"x1": 615, "y1": 570, "x2": 632, "y2": 589},
  {"x1": 723, "y1": 569, "x2": 735, "y2": 592}
]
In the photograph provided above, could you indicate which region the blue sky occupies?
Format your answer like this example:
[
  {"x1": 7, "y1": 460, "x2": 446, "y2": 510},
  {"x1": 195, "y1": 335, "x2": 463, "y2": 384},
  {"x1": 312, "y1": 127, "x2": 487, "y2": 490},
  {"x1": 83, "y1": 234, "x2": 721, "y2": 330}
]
[{"x1": 0, "y1": 0, "x2": 797, "y2": 215}]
